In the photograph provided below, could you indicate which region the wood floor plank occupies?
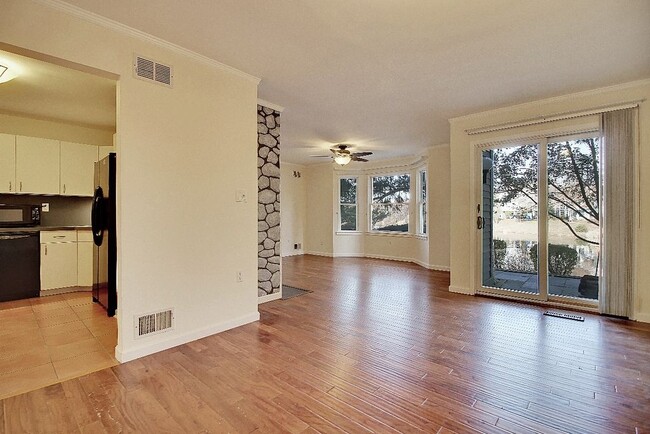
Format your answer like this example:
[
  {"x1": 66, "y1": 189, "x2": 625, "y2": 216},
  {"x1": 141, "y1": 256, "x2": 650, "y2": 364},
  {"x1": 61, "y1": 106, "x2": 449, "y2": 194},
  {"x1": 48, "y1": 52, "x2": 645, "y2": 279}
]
[{"x1": 0, "y1": 255, "x2": 649, "y2": 433}]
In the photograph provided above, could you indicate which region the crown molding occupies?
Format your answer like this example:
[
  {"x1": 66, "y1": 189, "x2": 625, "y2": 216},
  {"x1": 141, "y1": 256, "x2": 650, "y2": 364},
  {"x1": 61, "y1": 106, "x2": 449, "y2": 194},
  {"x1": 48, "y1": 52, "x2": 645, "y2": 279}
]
[
  {"x1": 257, "y1": 99, "x2": 284, "y2": 113},
  {"x1": 450, "y1": 77, "x2": 650, "y2": 124},
  {"x1": 33, "y1": 0, "x2": 261, "y2": 85}
]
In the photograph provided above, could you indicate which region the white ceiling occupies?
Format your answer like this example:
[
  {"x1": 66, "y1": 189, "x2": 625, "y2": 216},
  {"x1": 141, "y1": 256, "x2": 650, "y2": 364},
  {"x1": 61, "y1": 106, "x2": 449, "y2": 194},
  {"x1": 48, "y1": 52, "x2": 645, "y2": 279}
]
[
  {"x1": 0, "y1": 49, "x2": 116, "y2": 130},
  {"x1": 11, "y1": 1, "x2": 650, "y2": 162}
]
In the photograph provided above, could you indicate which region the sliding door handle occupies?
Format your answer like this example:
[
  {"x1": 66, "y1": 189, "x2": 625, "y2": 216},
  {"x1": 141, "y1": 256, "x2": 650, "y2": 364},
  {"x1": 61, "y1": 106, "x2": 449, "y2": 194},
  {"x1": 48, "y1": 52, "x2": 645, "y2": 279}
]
[{"x1": 477, "y1": 216, "x2": 484, "y2": 229}]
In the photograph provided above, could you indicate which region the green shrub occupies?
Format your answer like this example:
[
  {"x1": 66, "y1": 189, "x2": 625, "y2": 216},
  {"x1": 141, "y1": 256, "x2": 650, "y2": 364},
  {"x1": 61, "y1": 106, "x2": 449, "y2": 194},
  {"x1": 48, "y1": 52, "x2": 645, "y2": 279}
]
[
  {"x1": 493, "y1": 239, "x2": 507, "y2": 269},
  {"x1": 529, "y1": 244, "x2": 578, "y2": 276}
]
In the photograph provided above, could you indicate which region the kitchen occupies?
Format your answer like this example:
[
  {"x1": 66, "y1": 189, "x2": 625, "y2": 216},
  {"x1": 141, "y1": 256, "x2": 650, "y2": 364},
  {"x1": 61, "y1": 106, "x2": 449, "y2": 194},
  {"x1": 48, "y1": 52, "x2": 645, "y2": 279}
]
[{"x1": 0, "y1": 48, "x2": 118, "y2": 398}]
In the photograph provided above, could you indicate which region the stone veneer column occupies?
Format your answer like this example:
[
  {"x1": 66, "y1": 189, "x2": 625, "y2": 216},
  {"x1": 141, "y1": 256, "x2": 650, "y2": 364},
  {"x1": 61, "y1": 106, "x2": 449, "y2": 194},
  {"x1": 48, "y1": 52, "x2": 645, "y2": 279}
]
[{"x1": 258, "y1": 105, "x2": 281, "y2": 297}]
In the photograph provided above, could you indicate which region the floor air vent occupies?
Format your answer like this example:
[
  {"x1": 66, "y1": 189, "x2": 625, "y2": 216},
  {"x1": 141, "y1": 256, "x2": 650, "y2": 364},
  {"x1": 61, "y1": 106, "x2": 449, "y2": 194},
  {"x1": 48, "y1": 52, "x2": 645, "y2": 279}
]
[
  {"x1": 544, "y1": 311, "x2": 585, "y2": 322},
  {"x1": 135, "y1": 309, "x2": 174, "y2": 338},
  {"x1": 134, "y1": 55, "x2": 173, "y2": 87}
]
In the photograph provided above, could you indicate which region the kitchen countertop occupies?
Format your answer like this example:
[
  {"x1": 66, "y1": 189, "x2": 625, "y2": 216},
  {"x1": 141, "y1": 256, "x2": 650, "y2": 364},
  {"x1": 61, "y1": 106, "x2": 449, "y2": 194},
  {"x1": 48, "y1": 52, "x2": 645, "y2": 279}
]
[{"x1": 0, "y1": 225, "x2": 91, "y2": 233}]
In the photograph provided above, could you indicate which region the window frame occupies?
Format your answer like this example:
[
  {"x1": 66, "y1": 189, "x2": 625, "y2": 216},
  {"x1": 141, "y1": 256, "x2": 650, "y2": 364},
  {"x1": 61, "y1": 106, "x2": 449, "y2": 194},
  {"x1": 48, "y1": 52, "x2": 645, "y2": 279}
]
[
  {"x1": 338, "y1": 176, "x2": 359, "y2": 232},
  {"x1": 369, "y1": 172, "x2": 411, "y2": 234}
]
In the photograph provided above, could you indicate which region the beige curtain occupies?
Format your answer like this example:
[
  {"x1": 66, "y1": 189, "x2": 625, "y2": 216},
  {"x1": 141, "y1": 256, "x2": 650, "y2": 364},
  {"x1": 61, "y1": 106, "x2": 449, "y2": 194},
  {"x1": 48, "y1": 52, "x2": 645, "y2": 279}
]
[{"x1": 600, "y1": 108, "x2": 637, "y2": 317}]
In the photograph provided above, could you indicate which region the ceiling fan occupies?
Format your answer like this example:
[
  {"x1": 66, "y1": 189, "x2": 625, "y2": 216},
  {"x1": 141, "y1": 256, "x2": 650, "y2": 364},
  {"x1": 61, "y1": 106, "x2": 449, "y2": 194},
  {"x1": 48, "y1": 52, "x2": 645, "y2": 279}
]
[{"x1": 312, "y1": 144, "x2": 373, "y2": 166}]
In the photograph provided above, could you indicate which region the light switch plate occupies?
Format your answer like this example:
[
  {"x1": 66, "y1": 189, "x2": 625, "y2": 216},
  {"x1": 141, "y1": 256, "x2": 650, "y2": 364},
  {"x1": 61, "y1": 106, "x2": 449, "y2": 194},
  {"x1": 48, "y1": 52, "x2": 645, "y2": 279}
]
[
  {"x1": 235, "y1": 189, "x2": 247, "y2": 203},
  {"x1": 41, "y1": 203, "x2": 50, "y2": 212}
]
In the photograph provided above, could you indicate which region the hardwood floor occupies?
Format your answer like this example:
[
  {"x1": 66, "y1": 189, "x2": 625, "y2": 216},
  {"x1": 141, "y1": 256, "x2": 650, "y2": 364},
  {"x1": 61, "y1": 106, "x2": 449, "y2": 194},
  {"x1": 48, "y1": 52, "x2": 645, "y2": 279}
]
[
  {"x1": 2, "y1": 255, "x2": 650, "y2": 433},
  {"x1": 0, "y1": 292, "x2": 117, "y2": 400}
]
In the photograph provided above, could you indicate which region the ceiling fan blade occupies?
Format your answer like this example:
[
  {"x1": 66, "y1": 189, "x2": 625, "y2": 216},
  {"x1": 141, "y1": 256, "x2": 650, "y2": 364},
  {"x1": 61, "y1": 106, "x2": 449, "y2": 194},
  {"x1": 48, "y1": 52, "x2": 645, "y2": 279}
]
[
  {"x1": 351, "y1": 152, "x2": 373, "y2": 157},
  {"x1": 351, "y1": 157, "x2": 369, "y2": 162},
  {"x1": 330, "y1": 148, "x2": 337, "y2": 154},
  {"x1": 310, "y1": 155, "x2": 332, "y2": 158}
]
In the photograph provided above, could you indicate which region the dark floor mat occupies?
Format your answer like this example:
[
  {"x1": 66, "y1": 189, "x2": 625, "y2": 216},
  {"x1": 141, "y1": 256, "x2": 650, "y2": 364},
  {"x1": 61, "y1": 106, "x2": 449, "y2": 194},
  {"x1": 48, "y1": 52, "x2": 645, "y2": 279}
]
[{"x1": 282, "y1": 285, "x2": 312, "y2": 300}]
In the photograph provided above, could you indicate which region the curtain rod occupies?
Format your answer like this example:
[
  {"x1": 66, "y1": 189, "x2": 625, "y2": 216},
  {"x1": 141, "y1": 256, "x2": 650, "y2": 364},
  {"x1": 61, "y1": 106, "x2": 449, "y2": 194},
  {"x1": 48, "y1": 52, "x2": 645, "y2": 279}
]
[{"x1": 465, "y1": 99, "x2": 645, "y2": 135}]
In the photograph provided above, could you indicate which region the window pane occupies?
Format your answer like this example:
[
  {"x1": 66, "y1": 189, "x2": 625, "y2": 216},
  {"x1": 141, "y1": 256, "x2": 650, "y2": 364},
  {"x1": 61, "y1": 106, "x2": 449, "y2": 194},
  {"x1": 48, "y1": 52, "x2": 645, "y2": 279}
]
[
  {"x1": 340, "y1": 178, "x2": 357, "y2": 204},
  {"x1": 547, "y1": 137, "x2": 600, "y2": 300},
  {"x1": 420, "y1": 202, "x2": 427, "y2": 234},
  {"x1": 418, "y1": 170, "x2": 427, "y2": 235},
  {"x1": 420, "y1": 171, "x2": 427, "y2": 201},
  {"x1": 372, "y1": 203, "x2": 409, "y2": 232},
  {"x1": 340, "y1": 204, "x2": 357, "y2": 231},
  {"x1": 372, "y1": 175, "x2": 410, "y2": 203}
]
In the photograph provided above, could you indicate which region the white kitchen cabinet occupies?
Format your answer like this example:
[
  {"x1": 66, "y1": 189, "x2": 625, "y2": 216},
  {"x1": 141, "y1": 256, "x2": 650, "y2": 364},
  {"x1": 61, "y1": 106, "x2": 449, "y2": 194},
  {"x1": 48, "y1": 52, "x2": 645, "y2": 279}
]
[
  {"x1": 60, "y1": 141, "x2": 98, "y2": 196},
  {"x1": 41, "y1": 231, "x2": 78, "y2": 291},
  {"x1": 0, "y1": 134, "x2": 16, "y2": 193},
  {"x1": 16, "y1": 136, "x2": 60, "y2": 194},
  {"x1": 77, "y1": 229, "x2": 93, "y2": 287},
  {"x1": 98, "y1": 146, "x2": 115, "y2": 161}
]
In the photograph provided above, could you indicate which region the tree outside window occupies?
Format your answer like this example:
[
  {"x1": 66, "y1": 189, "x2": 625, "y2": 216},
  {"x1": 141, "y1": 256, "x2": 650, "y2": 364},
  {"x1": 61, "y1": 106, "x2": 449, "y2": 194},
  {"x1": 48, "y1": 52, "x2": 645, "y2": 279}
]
[
  {"x1": 339, "y1": 177, "x2": 357, "y2": 231},
  {"x1": 371, "y1": 174, "x2": 410, "y2": 232}
]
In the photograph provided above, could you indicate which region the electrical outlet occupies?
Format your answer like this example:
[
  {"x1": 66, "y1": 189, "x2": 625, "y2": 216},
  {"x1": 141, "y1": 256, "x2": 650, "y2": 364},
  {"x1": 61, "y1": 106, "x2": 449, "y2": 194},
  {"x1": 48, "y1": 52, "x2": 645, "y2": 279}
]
[
  {"x1": 41, "y1": 203, "x2": 50, "y2": 212},
  {"x1": 236, "y1": 271, "x2": 243, "y2": 283}
]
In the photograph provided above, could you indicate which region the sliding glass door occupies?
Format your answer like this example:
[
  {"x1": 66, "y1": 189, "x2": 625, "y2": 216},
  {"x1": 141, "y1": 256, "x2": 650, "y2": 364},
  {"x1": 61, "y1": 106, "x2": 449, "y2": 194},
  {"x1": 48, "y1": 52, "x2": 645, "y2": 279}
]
[{"x1": 479, "y1": 135, "x2": 601, "y2": 305}]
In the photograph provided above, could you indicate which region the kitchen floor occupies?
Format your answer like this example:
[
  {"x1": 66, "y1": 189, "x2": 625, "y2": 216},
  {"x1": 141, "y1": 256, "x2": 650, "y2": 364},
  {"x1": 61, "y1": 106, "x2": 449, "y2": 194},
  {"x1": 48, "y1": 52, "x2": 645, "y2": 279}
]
[{"x1": 0, "y1": 291, "x2": 117, "y2": 399}]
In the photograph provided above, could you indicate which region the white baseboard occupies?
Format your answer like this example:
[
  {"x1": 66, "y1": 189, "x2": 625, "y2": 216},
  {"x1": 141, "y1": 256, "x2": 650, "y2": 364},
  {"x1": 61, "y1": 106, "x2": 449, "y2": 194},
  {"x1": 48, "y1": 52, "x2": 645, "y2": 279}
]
[
  {"x1": 449, "y1": 285, "x2": 474, "y2": 295},
  {"x1": 415, "y1": 260, "x2": 450, "y2": 272},
  {"x1": 633, "y1": 312, "x2": 650, "y2": 323},
  {"x1": 258, "y1": 292, "x2": 281, "y2": 304},
  {"x1": 281, "y1": 250, "x2": 304, "y2": 257},
  {"x1": 364, "y1": 253, "x2": 413, "y2": 263},
  {"x1": 304, "y1": 250, "x2": 334, "y2": 257},
  {"x1": 115, "y1": 311, "x2": 260, "y2": 363},
  {"x1": 329, "y1": 252, "x2": 450, "y2": 274}
]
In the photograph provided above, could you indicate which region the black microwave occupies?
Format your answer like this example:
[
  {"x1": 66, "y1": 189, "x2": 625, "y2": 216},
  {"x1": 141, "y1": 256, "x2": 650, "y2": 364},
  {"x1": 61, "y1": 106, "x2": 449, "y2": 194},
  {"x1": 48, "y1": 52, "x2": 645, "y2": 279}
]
[{"x1": 0, "y1": 204, "x2": 41, "y2": 227}]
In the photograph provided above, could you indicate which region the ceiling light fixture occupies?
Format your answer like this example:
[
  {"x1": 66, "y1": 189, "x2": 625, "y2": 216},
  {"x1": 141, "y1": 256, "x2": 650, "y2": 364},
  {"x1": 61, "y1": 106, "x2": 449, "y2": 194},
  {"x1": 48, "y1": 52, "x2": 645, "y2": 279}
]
[
  {"x1": 0, "y1": 63, "x2": 18, "y2": 84},
  {"x1": 334, "y1": 154, "x2": 352, "y2": 166}
]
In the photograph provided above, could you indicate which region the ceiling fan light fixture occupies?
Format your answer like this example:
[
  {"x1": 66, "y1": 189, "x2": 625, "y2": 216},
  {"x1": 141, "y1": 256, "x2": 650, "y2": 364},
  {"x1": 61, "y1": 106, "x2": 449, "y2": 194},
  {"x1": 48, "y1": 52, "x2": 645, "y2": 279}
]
[
  {"x1": 0, "y1": 63, "x2": 19, "y2": 84},
  {"x1": 334, "y1": 154, "x2": 352, "y2": 165}
]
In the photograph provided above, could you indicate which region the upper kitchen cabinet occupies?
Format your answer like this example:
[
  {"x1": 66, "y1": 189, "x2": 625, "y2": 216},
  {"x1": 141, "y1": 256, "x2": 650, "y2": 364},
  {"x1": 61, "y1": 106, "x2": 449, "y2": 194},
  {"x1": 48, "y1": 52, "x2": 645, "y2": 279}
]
[
  {"x1": 15, "y1": 136, "x2": 60, "y2": 194},
  {"x1": 0, "y1": 134, "x2": 16, "y2": 193},
  {"x1": 60, "y1": 141, "x2": 98, "y2": 196}
]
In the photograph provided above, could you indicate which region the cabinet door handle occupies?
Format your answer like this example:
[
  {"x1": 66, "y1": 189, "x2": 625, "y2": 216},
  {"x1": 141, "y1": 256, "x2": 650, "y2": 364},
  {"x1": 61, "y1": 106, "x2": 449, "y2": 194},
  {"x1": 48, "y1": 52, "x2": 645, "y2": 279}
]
[
  {"x1": 45, "y1": 245, "x2": 48, "y2": 255},
  {"x1": 53, "y1": 236, "x2": 66, "y2": 239},
  {"x1": 8, "y1": 181, "x2": 11, "y2": 192},
  {"x1": 19, "y1": 181, "x2": 22, "y2": 191},
  {"x1": 63, "y1": 184, "x2": 66, "y2": 194}
]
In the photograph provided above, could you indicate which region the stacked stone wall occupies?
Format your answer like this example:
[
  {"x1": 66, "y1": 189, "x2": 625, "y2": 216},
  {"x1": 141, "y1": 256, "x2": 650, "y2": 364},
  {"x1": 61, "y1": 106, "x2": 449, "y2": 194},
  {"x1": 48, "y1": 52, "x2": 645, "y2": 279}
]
[{"x1": 257, "y1": 105, "x2": 281, "y2": 296}]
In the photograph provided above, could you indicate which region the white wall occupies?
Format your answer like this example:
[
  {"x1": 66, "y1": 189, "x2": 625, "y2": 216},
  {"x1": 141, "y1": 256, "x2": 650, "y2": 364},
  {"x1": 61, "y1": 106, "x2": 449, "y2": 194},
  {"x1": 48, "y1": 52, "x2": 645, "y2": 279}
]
[
  {"x1": 304, "y1": 163, "x2": 334, "y2": 255},
  {"x1": 449, "y1": 79, "x2": 650, "y2": 322},
  {"x1": 428, "y1": 145, "x2": 450, "y2": 271},
  {"x1": 280, "y1": 162, "x2": 306, "y2": 257},
  {"x1": 1, "y1": 0, "x2": 261, "y2": 360},
  {"x1": 0, "y1": 112, "x2": 113, "y2": 146}
]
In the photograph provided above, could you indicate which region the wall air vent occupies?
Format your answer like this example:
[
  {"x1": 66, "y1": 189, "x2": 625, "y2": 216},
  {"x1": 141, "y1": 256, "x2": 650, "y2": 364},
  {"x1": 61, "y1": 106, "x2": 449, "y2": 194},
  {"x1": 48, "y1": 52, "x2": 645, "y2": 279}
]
[
  {"x1": 135, "y1": 309, "x2": 174, "y2": 338},
  {"x1": 134, "y1": 55, "x2": 173, "y2": 87}
]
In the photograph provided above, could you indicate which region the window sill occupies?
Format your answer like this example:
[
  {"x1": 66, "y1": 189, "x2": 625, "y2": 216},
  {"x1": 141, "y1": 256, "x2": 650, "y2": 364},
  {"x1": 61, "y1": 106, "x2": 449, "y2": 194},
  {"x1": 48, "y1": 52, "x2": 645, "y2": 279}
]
[
  {"x1": 367, "y1": 231, "x2": 414, "y2": 238},
  {"x1": 334, "y1": 231, "x2": 429, "y2": 240},
  {"x1": 336, "y1": 231, "x2": 363, "y2": 235}
]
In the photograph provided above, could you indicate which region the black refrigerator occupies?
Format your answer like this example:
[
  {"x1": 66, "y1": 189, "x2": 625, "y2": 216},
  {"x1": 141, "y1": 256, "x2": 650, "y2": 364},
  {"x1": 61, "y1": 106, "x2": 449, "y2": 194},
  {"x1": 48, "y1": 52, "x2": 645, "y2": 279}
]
[{"x1": 91, "y1": 153, "x2": 117, "y2": 317}]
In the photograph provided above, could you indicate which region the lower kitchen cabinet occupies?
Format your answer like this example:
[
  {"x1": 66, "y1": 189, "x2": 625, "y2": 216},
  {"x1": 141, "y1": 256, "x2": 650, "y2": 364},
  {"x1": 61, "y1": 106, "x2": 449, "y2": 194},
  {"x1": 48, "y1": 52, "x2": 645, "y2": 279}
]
[
  {"x1": 40, "y1": 231, "x2": 78, "y2": 291},
  {"x1": 77, "y1": 229, "x2": 93, "y2": 287}
]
